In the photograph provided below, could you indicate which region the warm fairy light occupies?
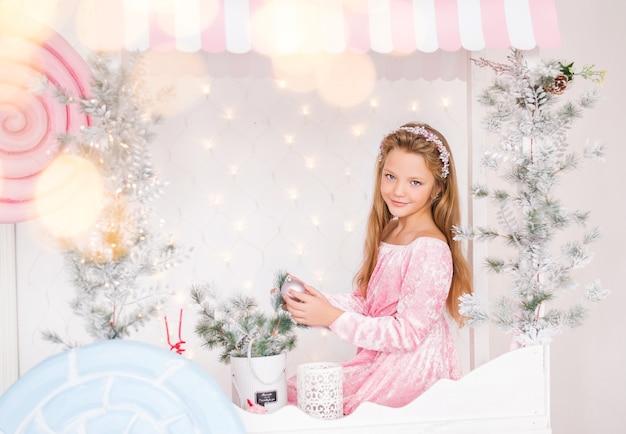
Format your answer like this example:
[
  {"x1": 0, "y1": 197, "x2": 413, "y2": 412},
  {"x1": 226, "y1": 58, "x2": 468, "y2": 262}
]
[
  {"x1": 175, "y1": 291, "x2": 185, "y2": 304},
  {"x1": 370, "y1": 98, "x2": 378, "y2": 108},
  {"x1": 277, "y1": 79, "x2": 287, "y2": 89},
  {"x1": 229, "y1": 165, "x2": 238, "y2": 176},
  {"x1": 243, "y1": 280, "x2": 253, "y2": 290},
  {"x1": 352, "y1": 126, "x2": 363, "y2": 137},
  {"x1": 441, "y1": 98, "x2": 450, "y2": 108},
  {"x1": 305, "y1": 157, "x2": 316, "y2": 169},
  {"x1": 320, "y1": 329, "x2": 329, "y2": 338},
  {"x1": 211, "y1": 194, "x2": 223, "y2": 206},
  {"x1": 288, "y1": 189, "x2": 298, "y2": 200},
  {"x1": 345, "y1": 167, "x2": 352, "y2": 177},
  {"x1": 223, "y1": 252, "x2": 232, "y2": 264},
  {"x1": 311, "y1": 216, "x2": 320, "y2": 227},
  {"x1": 301, "y1": 105, "x2": 310, "y2": 116},
  {"x1": 203, "y1": 84, "x2": 211, "y2": 95},
  {"x1": 344, "y1": 221, "x2": 353, "y2": 232},
  {"x1": 185, "y1": 349, "x2": 195, "y2": 360},
  {"x1": 224, "y1": 110, "x2": 234, "y2": 120},
  {"x1": 410, "y1": 101, "x2": 419, "y2": 111},
  {"x1": 284, "y1": 134, "x2": 295, "y2": 144},
  {"x1": 234, "y1": 220, "x2": 245, "y2": 234},
  {"x1": 271, "y1": 53, "x2": 330, "y2": 93},
  {"x1": 295, "y1": 245, "x2": 304, "y2": 256},
  {"x1": 204, "y1": 139, "x2": 213, "y2": 150}
]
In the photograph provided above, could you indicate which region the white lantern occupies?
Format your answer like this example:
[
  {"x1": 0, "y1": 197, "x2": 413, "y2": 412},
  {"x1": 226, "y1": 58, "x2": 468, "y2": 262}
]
[{"x1": 297, "y1": 362, "x2": 343, "y2": 419}]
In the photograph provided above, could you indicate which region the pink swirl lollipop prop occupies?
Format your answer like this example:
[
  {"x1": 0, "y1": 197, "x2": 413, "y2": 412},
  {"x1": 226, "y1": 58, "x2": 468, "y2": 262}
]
[{"x1": 0, "y1": 13, "x2": 91, "y2": 223}]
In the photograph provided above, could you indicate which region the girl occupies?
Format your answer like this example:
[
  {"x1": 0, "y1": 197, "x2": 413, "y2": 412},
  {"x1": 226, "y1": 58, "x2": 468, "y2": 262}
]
[{"x1": 283, "y1": 122, "x2": 473, "y2": 415}]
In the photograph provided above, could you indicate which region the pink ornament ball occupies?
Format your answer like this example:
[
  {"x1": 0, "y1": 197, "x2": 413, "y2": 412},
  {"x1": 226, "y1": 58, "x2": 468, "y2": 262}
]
[{"x1": 280, "y1": 278, "x2": 306, "y2": 300}]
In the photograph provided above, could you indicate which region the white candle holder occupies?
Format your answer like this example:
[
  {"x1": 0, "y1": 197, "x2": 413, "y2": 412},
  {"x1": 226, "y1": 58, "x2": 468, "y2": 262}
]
[{"x1": 297, "y1": 362, "x2": 343, "y2": 419}]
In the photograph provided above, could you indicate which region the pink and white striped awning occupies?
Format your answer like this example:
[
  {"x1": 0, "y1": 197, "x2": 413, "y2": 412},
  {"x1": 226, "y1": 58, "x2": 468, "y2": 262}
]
[{"x1": 86, "y1": 0, "x2": 561, "y2": 54}]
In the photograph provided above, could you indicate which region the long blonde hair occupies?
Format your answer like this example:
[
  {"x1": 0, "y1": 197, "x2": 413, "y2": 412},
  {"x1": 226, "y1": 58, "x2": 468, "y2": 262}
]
[{"x1": 353, "y1": 122, "x2": 472, "y2": 325}]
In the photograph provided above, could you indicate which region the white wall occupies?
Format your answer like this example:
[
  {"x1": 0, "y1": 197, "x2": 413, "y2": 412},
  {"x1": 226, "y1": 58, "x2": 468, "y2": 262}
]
[
  {"x1": 9, "y1": 45, "x2": 473, "y2": 400},
  {"x1": 2, "y1": 1, "x2": 624, "y2": 433}
]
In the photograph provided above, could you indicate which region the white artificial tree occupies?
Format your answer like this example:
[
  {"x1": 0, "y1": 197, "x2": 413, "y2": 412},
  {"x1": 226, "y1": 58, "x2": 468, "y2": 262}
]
[
  {"x1": 455, "y1": 50, "x2": 609, "y2": 346},
  {"x1": 33, "y1": 54, "x2": 186, "y2": 345}
]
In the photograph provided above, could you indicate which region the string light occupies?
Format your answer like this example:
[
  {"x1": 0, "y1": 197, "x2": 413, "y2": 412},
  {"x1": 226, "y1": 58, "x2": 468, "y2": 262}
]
[
  {"x1": 344, "y1": 221, "x2": 353, "y2": 233},
  {"x1": 175, "y1": 291, "x2": 185, "y2": 304},
  {"x1": 91, "y1": 59, "x2": 465, "y2": 372},
  {"x1": 234, "y1": 220, "x2": 245, "y2": 234},
  {"x1": 210, "y1": 194, "x2": 223, "y2": 206}
]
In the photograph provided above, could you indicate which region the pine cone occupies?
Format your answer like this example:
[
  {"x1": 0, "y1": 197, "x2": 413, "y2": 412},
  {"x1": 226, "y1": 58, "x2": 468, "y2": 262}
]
[{"x1": 547, "y1": 74, "x2": 568, "y2": 95}]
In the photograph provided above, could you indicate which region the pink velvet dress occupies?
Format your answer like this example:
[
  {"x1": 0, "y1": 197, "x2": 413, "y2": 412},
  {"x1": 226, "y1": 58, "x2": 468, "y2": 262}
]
[{"x1": 288, "y1": 237, "x2": 462, "y2": 415}]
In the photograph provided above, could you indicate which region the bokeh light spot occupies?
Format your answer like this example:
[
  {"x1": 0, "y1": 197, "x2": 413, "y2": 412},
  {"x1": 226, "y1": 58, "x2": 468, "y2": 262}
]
[
  {"x1": 35, "y1": 154, "x2": 104, "y2": 239},
  {"x1": 316, "y1": 53, "x2": 376, "y2": 107}
]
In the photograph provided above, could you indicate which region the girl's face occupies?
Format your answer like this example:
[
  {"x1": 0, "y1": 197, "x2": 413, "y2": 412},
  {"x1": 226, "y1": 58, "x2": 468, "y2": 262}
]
[{"x1": 380, "y1": 148, "x2": 438, "y2": 221}]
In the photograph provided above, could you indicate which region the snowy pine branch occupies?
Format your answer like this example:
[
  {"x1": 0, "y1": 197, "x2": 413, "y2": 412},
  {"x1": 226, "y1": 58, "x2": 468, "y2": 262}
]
[
  {"x1": 466, "y1": 50, "x2": 609, "y2": 346},
  {"x1": 37, "y1": 53, "x2": 188, "y2": 345},
  {"x1": 191, "y1": 271, "x2": 300, "y2": 363}
]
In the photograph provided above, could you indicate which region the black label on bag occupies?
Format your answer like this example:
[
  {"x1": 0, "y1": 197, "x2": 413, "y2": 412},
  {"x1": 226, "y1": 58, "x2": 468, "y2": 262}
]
[{"x1": 256, "y1": 390, "x2": 277, "y2": 405}]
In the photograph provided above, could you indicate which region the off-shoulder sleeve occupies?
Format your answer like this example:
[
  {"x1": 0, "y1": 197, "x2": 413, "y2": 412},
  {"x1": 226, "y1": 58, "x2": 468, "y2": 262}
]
[{"x1": 328, "y1": 239, "x2": 452, "y2": 352}]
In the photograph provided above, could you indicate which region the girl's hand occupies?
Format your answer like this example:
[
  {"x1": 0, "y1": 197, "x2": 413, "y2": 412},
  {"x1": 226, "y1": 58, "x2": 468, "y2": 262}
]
[{"x1": 283, "y1": 282, "x2": 343, "y2": 327}]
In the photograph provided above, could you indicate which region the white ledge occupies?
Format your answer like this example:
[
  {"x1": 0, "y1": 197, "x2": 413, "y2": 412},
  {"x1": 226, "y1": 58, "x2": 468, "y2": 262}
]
[{"x1": 236, "y1": 345, "x2": 551, "y2": 434}]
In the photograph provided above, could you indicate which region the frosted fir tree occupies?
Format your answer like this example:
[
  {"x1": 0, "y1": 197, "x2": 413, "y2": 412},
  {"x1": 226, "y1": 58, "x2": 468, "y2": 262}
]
[
  {"x1": 33, "y1": 53, "x2": 185, "y2": 345},
  {"x1": 454, "y1": 50, "x2": 609, "y2": 346},
  {"x1": 191, "y1": 271, "x2": 300, "y2": 363}
]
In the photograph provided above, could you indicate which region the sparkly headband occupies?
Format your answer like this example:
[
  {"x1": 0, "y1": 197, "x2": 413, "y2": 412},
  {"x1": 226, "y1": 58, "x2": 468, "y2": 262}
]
[{"x1": 382, "y1": 126, "x2": 450, "y2": 178}]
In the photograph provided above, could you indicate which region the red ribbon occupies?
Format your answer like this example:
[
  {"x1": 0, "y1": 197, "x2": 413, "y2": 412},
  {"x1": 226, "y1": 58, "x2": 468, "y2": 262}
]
[{"x1": 164, "y1": 308, "x2": 186, "y2": 355}]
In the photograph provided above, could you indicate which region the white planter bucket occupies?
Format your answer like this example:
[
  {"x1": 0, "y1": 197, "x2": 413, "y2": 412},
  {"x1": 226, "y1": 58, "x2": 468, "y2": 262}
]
[{"x1": 231, "y1": 352, "x2": 286, "y2": 413}]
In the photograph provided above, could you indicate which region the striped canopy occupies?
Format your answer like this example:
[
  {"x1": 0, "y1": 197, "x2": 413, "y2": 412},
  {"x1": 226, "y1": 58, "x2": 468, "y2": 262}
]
[{"x1": 80, "y1": 0, "x2": 561, "y2": 54}]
